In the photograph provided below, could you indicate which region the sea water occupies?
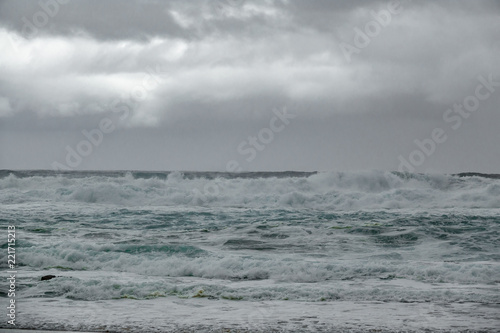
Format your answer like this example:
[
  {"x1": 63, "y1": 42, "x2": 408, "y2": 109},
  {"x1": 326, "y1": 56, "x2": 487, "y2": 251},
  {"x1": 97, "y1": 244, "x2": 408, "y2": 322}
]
[{"x1": 0, "y1": 170, "x2": 499, "y2": 332}]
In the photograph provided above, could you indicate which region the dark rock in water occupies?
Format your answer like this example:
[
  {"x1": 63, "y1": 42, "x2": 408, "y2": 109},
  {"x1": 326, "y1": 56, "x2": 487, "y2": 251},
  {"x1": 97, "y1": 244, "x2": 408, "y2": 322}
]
[{"x1": 41, "y1": 275, "x2": 57, "y2": 281}]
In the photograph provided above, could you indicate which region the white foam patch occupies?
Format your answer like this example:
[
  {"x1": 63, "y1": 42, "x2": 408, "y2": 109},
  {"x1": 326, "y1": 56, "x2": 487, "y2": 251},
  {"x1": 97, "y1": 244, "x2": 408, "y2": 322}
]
[
  {"x1": 10, "y1": 296, "x2": 500, "y2": 332},
  {"x1": 0, "y1": 171, "x2": 499, "y2": 209}
]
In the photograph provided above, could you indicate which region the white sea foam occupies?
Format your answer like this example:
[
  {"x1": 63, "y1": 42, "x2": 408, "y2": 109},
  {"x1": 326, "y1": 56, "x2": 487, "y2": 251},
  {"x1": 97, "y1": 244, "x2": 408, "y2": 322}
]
[
  {"x1": 1, "y1": 171, "x2": 499, "y2": 209},
  {"x1": 1, "y1": 170, "x2": 499, "y2": 332}
]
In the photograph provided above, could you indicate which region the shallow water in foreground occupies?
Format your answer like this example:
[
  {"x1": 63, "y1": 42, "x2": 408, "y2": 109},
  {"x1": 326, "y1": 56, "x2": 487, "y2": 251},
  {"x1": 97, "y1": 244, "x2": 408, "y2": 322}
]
[{"x1": 1, "y1": 170, "x2": 499, "y2": 332}]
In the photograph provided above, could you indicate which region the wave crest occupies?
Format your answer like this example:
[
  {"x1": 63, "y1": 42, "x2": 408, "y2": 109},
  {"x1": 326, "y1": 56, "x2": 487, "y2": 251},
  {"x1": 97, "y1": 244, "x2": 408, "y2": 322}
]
[{"x1": 0, "y1": 170, "x2": 498, "y2": 209}]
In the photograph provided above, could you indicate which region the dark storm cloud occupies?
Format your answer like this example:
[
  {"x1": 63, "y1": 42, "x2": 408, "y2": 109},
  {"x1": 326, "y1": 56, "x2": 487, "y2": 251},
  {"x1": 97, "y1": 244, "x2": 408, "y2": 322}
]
[
  {"x1": 0, "y1": 0, "x2": 499, "y2": 172},
  {"x1": 0, "y1": 0, "x2": 189, "y2": 40}
]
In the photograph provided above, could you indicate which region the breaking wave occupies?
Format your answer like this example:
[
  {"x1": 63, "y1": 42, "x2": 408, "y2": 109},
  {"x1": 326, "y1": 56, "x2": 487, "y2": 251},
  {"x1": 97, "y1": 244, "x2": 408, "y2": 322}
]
[{"x1": 0, "y1": 170, "x2": 499, "y2": 210}]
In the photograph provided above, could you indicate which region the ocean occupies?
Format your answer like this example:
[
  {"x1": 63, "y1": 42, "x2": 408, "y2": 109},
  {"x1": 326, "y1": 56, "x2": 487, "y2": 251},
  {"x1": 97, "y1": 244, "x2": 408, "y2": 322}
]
[{"x1": 1, "y1": 170, "x2": 499, "y2": 332}]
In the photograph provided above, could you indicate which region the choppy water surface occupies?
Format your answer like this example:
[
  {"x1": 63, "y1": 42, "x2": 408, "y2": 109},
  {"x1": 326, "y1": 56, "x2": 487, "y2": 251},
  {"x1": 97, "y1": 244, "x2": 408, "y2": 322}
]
[{"x1": 1, "y1": 170, "x2": 499, "y2": 332}]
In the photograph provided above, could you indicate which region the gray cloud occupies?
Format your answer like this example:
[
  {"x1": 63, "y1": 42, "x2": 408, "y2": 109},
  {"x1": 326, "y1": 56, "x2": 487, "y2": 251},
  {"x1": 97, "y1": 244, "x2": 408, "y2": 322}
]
[
  {"x1": 0, "y1": 0, "x2": 189, "y2": 40},
  {"x1": 0, "y1": 0, "x2": 499, "y2": 172}
]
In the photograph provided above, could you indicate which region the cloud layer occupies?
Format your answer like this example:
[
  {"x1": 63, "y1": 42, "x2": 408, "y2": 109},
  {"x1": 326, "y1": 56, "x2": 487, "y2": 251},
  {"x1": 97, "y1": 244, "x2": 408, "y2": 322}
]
[{"x1": 1, "y1": 0, "x2": 499, "y2": 172}]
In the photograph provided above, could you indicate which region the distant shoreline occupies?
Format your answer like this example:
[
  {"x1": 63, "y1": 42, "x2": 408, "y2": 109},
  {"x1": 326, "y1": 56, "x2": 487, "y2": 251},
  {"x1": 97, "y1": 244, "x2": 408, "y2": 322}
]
[{"x1": 1, "y1": 169, "x2": 499, "y2": 180}]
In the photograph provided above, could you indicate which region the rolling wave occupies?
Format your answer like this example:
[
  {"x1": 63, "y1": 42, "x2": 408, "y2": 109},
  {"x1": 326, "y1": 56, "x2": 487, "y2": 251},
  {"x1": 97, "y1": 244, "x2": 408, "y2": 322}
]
[{"x1": 0, "y1": 170, "x2": 499, "y2": 209}]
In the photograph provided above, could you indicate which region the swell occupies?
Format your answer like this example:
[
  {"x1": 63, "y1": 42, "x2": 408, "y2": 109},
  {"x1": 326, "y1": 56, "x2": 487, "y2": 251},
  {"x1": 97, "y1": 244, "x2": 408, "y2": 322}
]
[{"x1": 0, "y1": 170, "x2": 499, "y2": 209}]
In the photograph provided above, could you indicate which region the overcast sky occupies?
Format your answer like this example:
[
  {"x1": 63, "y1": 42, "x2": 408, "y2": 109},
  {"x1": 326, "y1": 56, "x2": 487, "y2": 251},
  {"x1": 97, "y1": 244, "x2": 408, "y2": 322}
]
[{"x1": 0, "y1": 0, "x2": 499, "y2": 172}]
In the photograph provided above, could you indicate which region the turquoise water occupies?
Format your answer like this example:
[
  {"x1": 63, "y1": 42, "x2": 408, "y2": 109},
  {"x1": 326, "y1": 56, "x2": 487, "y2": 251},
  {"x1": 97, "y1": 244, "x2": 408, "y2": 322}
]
[{"x1": 1, "y1": 170, "x2": 499, "y2": 331}]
